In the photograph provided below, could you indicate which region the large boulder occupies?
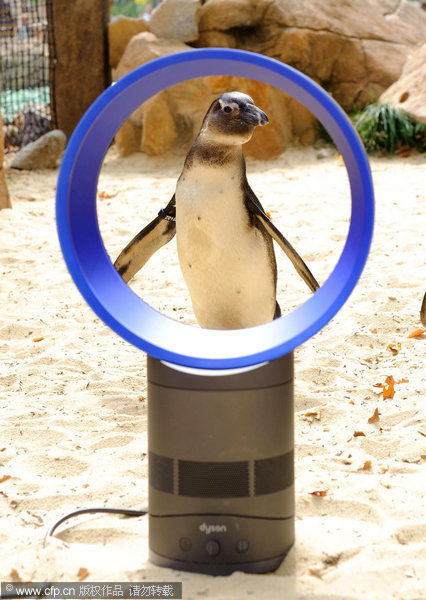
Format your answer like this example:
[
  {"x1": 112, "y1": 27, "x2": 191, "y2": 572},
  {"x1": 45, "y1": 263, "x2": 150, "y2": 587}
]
[
  {"x1": 380, "y1": 42, "x2": 426, "y2": 124},
  {"x1": 10, "y1": 130, "x2": 67, "y2": 170},
  {"x1": 108, "y1": 16, "x2": 150, "y2": 70},
  {"x1": 196, "y1": 0, "x2": 426, "y2": 109},
  {"x1": 114, "y1": 32, "x2": 317, "y2": 159},
  {"x1": 149, "y1": 0, "x2": 202, "y2": 43}
]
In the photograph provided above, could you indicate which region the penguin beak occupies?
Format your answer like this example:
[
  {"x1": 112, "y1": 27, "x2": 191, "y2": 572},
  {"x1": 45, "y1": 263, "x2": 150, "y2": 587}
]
[{"x1": 241, "y1": 104, "x2": 269, "y2": 127}]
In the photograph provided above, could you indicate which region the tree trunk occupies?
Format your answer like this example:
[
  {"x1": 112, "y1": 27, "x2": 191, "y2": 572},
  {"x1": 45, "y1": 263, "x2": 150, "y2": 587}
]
[
  {"x1": 49, "y1": 0, "x2": 110, "y2": 139},
  {"x1": 0, "y1": 76, "x2": 11, "y2": 210}
]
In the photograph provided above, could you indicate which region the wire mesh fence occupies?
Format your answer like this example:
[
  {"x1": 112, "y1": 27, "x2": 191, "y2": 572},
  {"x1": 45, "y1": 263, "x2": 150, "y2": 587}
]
[{"x1": 0, "y1": 0, "x2": 56, "y2": 151}]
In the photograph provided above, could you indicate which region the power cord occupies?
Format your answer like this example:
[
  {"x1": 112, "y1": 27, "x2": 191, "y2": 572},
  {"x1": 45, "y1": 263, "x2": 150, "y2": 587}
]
[{"x1": 1, "y1": 507, "x2": 148, "y2": 600}]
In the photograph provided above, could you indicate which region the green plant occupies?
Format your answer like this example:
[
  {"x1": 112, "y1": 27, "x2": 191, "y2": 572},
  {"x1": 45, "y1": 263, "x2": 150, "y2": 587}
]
[
  {"x1": 110, "y1": 0, "x2": 141, "y2": 18},
  {"x1": 353, "y1": 102, "x2": 426, "y2": 154}
]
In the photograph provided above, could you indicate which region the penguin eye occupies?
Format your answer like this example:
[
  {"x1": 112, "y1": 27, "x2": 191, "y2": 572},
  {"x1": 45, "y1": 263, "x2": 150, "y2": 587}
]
[{"x1": 223, "y1": 105, "x2": 233, "y2": 114}]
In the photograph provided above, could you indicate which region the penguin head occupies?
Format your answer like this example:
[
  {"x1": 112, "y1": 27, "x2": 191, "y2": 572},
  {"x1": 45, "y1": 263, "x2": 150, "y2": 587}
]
[{"x1": 202, "y1": 92, "x2": 269, "y2": 145}]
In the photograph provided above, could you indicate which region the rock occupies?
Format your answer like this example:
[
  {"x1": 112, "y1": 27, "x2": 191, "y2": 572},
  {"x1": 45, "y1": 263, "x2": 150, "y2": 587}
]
[
  {"x1": 149, "y1": 0, "x2": 201, "y2": 43},
  {"x1": 115, "y1": 32, "x2": 191, "y2": 81},
  {"x1": 21, "y1": 107, "x2": 51, "y2": 147},
  {"x1": 380, "y1": 43, "x2": 426, "y2": 124},
  {"x1": 10, "y1": 130, "x2": 67, "y2": 170},
  {"x1": 113, "y1": 0, "x2": 426, "y2": 158},
  {"x1": 196, "y1": 0, "x2": 426, "y2": 109},
  {"x1": 114, "y1": 33, "x2": 318, "y2": 159},
  {"x1": 108, "y1": 16, "x2": 149, "y2": 69},
  {"x1": 315, "y1": 147, "x2": 335, "y2": 160},
  {"x1": 114, "y1": 33, "x2": 192, "y2": 157}
]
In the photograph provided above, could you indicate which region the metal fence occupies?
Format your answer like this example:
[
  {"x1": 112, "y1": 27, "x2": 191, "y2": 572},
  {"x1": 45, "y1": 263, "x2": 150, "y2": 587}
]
[{"x1": 0, "y1": 0, "x2": 56, "y2": 150}]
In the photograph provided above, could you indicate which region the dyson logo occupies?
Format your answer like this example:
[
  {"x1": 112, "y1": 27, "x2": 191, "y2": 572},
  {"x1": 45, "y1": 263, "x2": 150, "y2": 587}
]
[{"x1": 199, "y1": 522, "x2": 227, "y2": 535}]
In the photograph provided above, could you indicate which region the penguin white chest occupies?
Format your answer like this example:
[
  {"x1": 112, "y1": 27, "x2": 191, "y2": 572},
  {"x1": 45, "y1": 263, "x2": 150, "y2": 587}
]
[{"x1": 175, "y1": 164, "x2": 276, "y2": 329}]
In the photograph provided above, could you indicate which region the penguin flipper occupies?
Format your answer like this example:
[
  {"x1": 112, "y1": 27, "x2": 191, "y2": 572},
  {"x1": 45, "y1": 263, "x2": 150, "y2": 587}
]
[
  {"x1": 114, "y1": 196, "x2": 176, "y2": 283},
  {"x1": 421, "y1": 292, "x2": 426, "y2": 327},
  {"x1": 244, "y1": 187, "x2": 320, "y2": 294}
]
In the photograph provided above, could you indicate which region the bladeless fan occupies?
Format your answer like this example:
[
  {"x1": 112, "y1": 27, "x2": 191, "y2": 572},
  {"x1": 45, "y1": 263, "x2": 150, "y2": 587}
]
[{"x1": 56, "y1": 49, "x2": 374, "y2": 575}]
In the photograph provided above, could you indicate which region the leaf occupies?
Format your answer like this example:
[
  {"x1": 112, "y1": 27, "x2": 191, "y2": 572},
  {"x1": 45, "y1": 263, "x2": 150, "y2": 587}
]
[
  {"x1": 397, "y1": 378, "x2": 409, "y2": 384},
  {"x1": 362, "y1": 460, "x2": 372, "y2": 470},
  {"x1": 77, "y1": 567, "x2": 89, "y2": 581},
  {"x1": 0, "y1": 475, "x2": 11, "y2": 483},
  {"x1": 98, "y1": 190, "x2": 117, "y2": 200},
  {"x1": 32, "y1": 336, "x2": 44, "y2": 343},
  {"x1": 10, "y1": 568, "x2": 22, "y2": 582},
  {"x1": 407, "y1": 328, "x2": 425, "y2": 338},
  {"x1": 387, "y1": 342, "x2": 401, "y2": 355},
  {"x1": 383, "y1": 376, "x2": 395, "y2": 399},
  {"x1": 304, "y1": 410, "x2": 321, "y2": 420},
  {"x1": 310, "y1": 490, "x2": 328, "y2": 497},
  {"x1": 354, "y1": 431, "x2": 366, "y2": 437},
  {"x1": 368, "y1": 407, "x2": 380, "y2": 423}
]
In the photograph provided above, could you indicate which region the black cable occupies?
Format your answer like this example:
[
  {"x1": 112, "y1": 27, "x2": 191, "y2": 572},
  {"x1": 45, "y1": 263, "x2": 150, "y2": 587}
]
[{"x1": 1, "y1": 507, "x2": 148, "y2": 600}]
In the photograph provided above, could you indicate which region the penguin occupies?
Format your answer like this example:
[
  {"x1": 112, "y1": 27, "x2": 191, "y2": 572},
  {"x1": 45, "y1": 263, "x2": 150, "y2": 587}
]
[{"x1": 114, "y1": 91, "x2": 319, "y2": 330}]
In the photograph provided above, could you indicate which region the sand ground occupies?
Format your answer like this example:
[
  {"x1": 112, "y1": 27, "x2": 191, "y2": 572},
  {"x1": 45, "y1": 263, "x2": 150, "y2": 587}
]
[{"x1": 0, "y1": 146, "x2": 425, "y2": 599}]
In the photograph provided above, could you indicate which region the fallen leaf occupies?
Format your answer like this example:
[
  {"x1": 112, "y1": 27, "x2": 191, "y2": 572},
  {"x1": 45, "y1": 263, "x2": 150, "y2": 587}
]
[
  {"x1": 383, "y1": 376, "x2": 395, "y2": 399},
  {"x1": 98, "y1": 191, "x2": 117, "y2": 200},
  {"x1": 379, "y1": 464, "x2": 389, "y2": 474},
  {"x1": 387, "y1": 342, "x2": 401, "y2": 355},
  {"x1": 82, "y1": 483, "x2": 89, "y2": 488},
  {"x1": 379, "y1": 426, "x2": 391, "y2": 433},
  {"x1": 354, "y1": 431, "x2": 366, "y2": 437},
  {"x1": 0, "y1": 475, "x2": 11, "y2": 483},
  {"x1": 362, "y1": 460, "x2": 372, "y2": 470},
  {"x1": 77, "y1": 567, "x2": 89, "y2": 581},
  {"x1": 368, "y1": 407, "x2": 380, "y2": 424},
  {"x1": 371, "y1": 328, "x2": 378, "y2": 334},
  {"x1": 32, "y1": 337, "x2": 44, "y2": 343},
  {"x1": 10, "y1": 568, "x2": 22, "y2": 582},
  {"x1": 407, "y1": 328, "x2": 425, "y2": 338},
  {"x1": 304, "y1": 410, "x2": 321, "y2": 420},
  {"x1": 310, "y1": 490, "x2": 328, "y2": 497},
  {"x1": 349, "y1": 400, "x2": 355, "y2": 405},
  {"x1": 266, "y1": 211, "x2": 271, "y2": 218},
  {"x1": 397, "y1": 378, "x2": 409, "y2": 384}
]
